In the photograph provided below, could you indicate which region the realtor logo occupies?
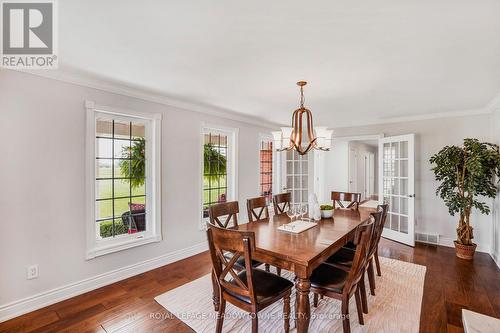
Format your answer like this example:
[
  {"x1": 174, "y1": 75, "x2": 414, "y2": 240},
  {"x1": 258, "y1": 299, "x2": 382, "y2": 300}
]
[{"x1": 1, "y1": 0, "x2": 58, "y2": 68}]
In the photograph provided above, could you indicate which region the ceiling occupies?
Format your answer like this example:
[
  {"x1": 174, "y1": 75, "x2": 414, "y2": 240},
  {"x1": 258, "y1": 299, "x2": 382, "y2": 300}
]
[{"x1": 57, "y1": 0, "x2": 500, "y2": 127}]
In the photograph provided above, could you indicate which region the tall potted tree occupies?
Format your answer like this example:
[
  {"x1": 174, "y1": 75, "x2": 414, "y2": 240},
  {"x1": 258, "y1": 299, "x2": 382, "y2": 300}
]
[{"x1": 430, "y1": 138, "x2": 500, "y2": 259}]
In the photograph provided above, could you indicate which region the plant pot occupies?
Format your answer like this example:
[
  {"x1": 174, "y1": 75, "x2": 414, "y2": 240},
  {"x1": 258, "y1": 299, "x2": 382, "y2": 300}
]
[
  {"x1": 321, "y1": 209, "x2": 334, "y2": 219},
  {"x1": 454, "y1": 241, "x2": 477, "y2": 260}
]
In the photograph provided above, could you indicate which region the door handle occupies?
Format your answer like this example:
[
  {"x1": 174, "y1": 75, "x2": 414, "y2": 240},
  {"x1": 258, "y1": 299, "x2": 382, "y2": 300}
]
[{"x1": 408, "y1": 194, "x2": 415, "y2": 198}]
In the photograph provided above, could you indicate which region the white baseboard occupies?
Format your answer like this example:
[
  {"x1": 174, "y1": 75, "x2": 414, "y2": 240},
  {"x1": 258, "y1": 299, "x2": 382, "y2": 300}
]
[
  {"x1": 0, "y1": 242, "x2": 208, "y2": 323},
  {"x1": 491, "y1": 250, "x2": 500, "y2": 269},
  {"x1": 438, "y1": 237, "x2": 491, "y2": 254}
]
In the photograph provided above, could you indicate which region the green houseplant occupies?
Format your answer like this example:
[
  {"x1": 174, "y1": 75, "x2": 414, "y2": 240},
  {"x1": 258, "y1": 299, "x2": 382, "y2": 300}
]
[{"x1": 429, "y1": 138, "x2": 500, "y2": 259}]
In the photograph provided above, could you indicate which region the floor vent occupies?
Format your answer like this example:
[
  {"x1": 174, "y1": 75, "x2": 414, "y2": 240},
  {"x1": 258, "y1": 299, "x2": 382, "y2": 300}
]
[{"x1": 415, "y1": 232, "x2": 439, "y2": 245}]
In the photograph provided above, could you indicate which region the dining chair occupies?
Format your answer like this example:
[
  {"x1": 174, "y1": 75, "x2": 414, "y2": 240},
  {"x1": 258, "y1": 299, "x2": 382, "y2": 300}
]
[
  {"x1": 310, "y1": 218, "x2": 375, "y2": 333},
  {"x1": 272, "y1": 192, "x2": 291, "y2": 214},
  {"x1": 246, "y1": 197, "x2": 281, "y2": 276},
  {"x1": 331, "y1": 191, "x2": 362, "y2": 210},
  {"x1": 373, "y1": 204, "x2": 389, "y2": 277},
  {"x1": 208, "y1": 201, "x2": 240, "y2": 228},
  {"x1": 246, "y1": 196, "x2": 269, "y2": 222},
  {"x1": 207, "y1": 225, "x2": 293, "y2": 333},
  {"x1": 208, "y1": 201, "x2": 266, "y2": 311},
  {"x1": 324, "y1": 206, "x2": 387, "y2": 314}
]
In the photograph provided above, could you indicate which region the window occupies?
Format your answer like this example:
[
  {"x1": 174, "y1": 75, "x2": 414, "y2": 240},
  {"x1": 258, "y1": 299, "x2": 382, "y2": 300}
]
[
  {"x1": 259, "y1": 137, "x2": 273, "y2": 204},
  {"x1": 201, "y1": 125, "x2": 237, "y2": 223},
  {"x1": 86, "y1": 101, "x2": 161, "y2": 259}
]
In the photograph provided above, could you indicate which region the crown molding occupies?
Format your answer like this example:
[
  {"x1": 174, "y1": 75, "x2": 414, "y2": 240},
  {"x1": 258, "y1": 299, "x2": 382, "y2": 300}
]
[
  {"x1": 11, "y1": 68, "x2": 280, "y2": 130},
  {"x1": 330, "y1": 107, "x2": 493, "y2": 129}
]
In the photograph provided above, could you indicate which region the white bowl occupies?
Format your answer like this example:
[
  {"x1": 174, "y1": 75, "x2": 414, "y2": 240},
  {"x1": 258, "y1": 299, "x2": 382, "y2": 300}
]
[{"x1": 321, "y1": 209, "x2": 334, "y2": 219}]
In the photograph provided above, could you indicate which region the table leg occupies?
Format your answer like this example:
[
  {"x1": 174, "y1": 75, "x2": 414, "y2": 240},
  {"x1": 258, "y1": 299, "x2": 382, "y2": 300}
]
[{"x1": 295, "y1": 277, "x2": 311, "y2": 333}]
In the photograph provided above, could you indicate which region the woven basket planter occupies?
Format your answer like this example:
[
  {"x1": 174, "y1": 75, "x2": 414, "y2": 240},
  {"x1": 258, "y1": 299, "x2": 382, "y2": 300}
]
[{"x1": 454, "y1": 241, "x2": 477, "y2": 260}]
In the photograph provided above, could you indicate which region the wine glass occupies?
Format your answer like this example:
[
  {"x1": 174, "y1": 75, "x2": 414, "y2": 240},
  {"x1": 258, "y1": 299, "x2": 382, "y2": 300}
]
[
  {"x1": 293, "y1": 204, "x2": 301, "y2": 221},
  {"x1": 286, "y1": 206, "x2": 294, "y2": 221},
  {"x1": 301, "y1": 204, "x2": 308, "y2": 221}
]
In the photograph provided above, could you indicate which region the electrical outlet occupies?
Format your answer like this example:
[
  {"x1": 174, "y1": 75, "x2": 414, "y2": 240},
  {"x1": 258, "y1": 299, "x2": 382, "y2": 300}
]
[{"x1": 27, "y1": 265, "x2": 38, "y2": 280}]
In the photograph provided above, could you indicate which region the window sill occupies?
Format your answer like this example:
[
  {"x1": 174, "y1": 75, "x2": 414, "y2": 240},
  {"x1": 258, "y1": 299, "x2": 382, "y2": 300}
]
[{"x1": 86, "y1": 234, "x2": 162, "y2": 259}]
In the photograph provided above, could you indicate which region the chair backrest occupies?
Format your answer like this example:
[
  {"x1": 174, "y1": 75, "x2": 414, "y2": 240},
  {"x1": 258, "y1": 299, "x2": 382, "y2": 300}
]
[
  {"x1": 331, "y1": 191, "x2": 361, "y2": 210},
  {"x1": 273, "y1": 192, "x2": 291, "y2": 214},
  {"x1": 344, "y1": 217, "x2": 374, "y2": 294},
  {"x1": 364, "y1": 203, "x2": 388, "y2": 256},
  {"x1": 208, "y1": 201, "x2": 239, "y2": 228},
  {"x1": 367, "y1": 209, "x2": 384, "y2": 259},
  {"x1": 207, "y1": 225, "x2": 257, "y2": 304},
  {"x1": 247, "y1": 196, "x2": 269, "y2": 222}
]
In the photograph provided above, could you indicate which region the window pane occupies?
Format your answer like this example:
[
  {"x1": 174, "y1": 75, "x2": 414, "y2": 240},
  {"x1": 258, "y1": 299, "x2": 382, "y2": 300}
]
[
  {"x1": 114, "y1": 120, "x2": 130, "y2": 140},
  {"x1": 96, "y1": 138, "x2": 112, "y2": 158},
  {"x1": 203, "y1": 132, "x2": 229, "y2": 210},
  {"x1": 132, "y1": 122, "x2": 145, "y2": 139},
  {"x1": 132, "y1": 182, "x2": 146, "y2": 196},
  {"x1": 96, "y1": 119, "x2": 113, "y2": 138},
  {"x1": 96, "y1": 200, "x2": 113, "y2": 220},
  {"x1": 96, "y1": 159, "x2": 113, "y2": 178},
  {"x1": 391, "y1": 214, "x2": 399, "y2": 231},
  {"x1": 99, "y1": 219, "x2": 115, "y2": 238},
  {"x1": 114, "y1": 198, "x2": 131, "y2": 219},
  {"x1": 114, "y1": 140, "x2": 130, "y2": 159},
  {"x1": 114, "y1": 179, "x2": 130, "y2": 198},
  {"x1": 96, "y1": 179, "x2": 112, "y2": 200}
]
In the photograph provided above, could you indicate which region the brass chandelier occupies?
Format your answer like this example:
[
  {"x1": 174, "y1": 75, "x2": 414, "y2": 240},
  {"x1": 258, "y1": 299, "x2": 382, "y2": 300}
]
[{"x1": 272, "y1": 81, "x2": 333, "y2": 155}]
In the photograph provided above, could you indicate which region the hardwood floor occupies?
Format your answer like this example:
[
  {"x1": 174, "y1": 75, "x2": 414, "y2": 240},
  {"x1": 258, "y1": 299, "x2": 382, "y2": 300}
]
[{"x1": 1, "y1": 239, "x2": 499, "y2": 333}]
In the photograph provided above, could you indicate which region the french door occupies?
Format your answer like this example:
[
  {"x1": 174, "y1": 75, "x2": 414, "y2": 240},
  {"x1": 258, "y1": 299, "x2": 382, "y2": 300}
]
[
  {"x1": 378, "y1": 134, "x2": 415, "y2": 246},
  {"x1": 282, "y1": 150, "x2": 309, "y2": 205}
]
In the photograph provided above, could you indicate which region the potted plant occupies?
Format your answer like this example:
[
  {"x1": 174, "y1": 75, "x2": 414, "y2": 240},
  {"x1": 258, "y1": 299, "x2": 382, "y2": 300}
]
[
  {"x1": 320, "y1": 204, "x2": 334, "y2": 219},
  {"x1": 430, "y1": 138, "x2": 500, "y2": 259}
]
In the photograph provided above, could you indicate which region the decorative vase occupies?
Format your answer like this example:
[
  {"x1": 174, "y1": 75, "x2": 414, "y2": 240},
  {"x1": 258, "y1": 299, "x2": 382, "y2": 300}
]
[
  {"x1": 320, "y1": 209, "x2": 334, "y2": 219},
  {"x1": 454, "y1": 241, "x2": 477, "y2": 260}
]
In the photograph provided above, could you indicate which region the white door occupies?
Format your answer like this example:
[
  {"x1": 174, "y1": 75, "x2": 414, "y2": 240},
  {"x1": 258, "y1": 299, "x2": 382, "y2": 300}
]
[
  {"x1": 348, "y1": 148, "x2": 357, "y2": 193},
  {"x1": 282, "y1": 150, "x2": 309, "y2": 205},
  {"x1": 378, "y1": 134, "x2": 415, "y2": 246},
  {"x1": 364, "y1": 153, "x2": 375, "y2": 199}
]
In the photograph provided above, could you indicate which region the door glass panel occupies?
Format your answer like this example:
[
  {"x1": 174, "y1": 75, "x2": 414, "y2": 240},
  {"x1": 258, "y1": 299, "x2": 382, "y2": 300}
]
[
  {"x1": 401, "y1": 197, "x2": 408, "y2": 215},
  {"x1": 400, "y1": 216, "x2": 408, "y2": 234},
  {"x1": 391, "y1": 214, "x2": 399, "y2": 231},
  {"x1": 400, "y1": 141, "x2": 408, "y2": 158},
  {"x1": 391, "y1": 196, "x2": 399, "y2": 213},
  {"x1": 401, "y1": 160, "x2": 408, "y2": 177},
  {"x1": 400, "y1": 178, "x2": 408, "y2": 196},
  {"x1": 392, "y1": 178, "x2": 399, "y2": 195},
  {"x1": 384, "y1": 214, "x2": 391, "y2": 230},
  {"x1": 284, "y1": 151, "x2": 308, "y2": 205},
  {"x1": 393, "y1": 142, "x2": 399, "y2": 158}
]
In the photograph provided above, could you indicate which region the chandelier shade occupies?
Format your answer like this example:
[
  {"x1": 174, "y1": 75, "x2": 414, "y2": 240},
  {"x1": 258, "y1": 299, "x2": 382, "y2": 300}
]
[{"x1": 272, "y1": 81, "x2": 333, "y2": 155}]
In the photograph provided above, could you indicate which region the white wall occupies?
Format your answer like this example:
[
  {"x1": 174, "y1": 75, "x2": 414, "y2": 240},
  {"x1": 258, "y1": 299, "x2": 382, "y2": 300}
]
[
  {"x1": 333, "y1": 115, "x2": 494, "y2": 253},
  {"x1": 492, "y1": 107, "x2": 500, "y2": 267},
  {"x1": 0, "y1": 70, "x2": 274, "y2": 318},
  {"x1": 315, "y1": 141, "x2": 349, "y2": 204}
]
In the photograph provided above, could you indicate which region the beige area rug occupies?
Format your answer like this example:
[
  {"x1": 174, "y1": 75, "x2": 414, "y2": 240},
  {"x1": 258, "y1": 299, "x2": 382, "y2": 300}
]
[{"x1": 155, "y1": 257, "x2": 426, "y2": 333}]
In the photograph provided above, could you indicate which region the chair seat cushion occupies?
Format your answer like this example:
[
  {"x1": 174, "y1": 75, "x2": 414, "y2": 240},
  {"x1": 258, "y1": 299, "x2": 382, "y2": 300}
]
[
  {"x1": 226, "y1": 269, "x2": 293, "y2": 304},
  {"x1": 223, "y1": 252, "x2": 262, "y2": 269},
  {"x1": 310, "y1": 263, "x2": 349, "y2": 293},
  {"x1": 325, "y1": 246, "x2": 355, "y2": 266},
  {"x1": 343, "y1": 241, "x2": 356, "y2": 250}
]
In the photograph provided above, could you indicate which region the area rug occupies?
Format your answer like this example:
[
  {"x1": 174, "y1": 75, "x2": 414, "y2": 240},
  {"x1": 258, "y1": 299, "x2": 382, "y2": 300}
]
[{"x1": 155, "y1": 257, "x2": 426, "y2": 332}]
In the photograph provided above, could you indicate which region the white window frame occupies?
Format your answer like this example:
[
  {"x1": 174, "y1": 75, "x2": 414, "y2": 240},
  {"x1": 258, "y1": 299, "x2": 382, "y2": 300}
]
[
  {"x1": 85, "y1": 101, "x2": 162, "y2": 259},
  {"x1": 258, "y1": 133, "x2": 278, "y2": 209},
  {"x1": 200, "y1": 123, "x2": 238, "y2": 229}
]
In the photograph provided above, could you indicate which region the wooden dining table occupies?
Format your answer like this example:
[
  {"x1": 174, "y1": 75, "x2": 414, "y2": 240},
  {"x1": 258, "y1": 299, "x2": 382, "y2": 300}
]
[{"x1": 234, "y1": 207, "x2": 375, "y2": 333}]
